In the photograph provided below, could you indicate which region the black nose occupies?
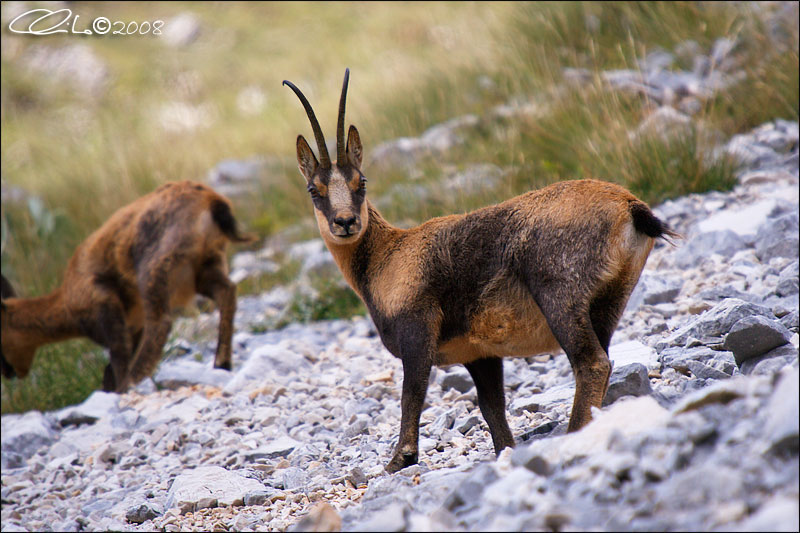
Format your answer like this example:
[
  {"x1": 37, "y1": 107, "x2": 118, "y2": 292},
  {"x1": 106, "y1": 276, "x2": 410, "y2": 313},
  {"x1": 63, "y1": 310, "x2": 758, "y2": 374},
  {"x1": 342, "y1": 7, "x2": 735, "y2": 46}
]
[{"x1": 334, "y1": 215, "x2": 357, "y2": 234}]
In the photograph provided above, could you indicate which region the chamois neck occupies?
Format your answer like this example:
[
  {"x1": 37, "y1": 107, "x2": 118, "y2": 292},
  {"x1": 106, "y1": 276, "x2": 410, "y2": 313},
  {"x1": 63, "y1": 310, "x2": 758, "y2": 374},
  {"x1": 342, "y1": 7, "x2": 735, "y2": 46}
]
[
  {"x1": 363, "y1": 202, "x2": 397, "y2": 240},
  {"x1": 5, "y1": 288, "x2": 83, "y2": 347}
]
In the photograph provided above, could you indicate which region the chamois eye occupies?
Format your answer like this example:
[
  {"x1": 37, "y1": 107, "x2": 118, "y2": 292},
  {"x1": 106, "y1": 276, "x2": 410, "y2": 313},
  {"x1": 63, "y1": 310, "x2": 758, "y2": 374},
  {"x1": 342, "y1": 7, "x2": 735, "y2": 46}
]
[
  {"x1": 307, "y1": 185, "x2": 319, "y2": 198},
  {"x1": 359, "y1": 177, "x2": 367, "y2": 190}
]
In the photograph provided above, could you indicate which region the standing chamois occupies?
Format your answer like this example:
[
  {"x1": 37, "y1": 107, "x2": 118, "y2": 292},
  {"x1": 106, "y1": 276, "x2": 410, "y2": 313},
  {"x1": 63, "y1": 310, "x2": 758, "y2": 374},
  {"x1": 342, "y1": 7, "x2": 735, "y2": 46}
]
[
  {"x1": 284, "y1": 69, "x2": 676, "y2": 473},
  {"x1": 1, "y1": 181, "x2": 255, "y2": 392}
]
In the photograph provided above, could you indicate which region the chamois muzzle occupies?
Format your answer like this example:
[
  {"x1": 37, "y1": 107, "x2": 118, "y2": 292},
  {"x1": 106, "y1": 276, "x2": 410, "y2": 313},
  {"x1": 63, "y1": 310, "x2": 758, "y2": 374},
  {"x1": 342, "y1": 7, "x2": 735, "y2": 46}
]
[{"x1": 331, "y1": 213, "x2": 361, "y2": 238}]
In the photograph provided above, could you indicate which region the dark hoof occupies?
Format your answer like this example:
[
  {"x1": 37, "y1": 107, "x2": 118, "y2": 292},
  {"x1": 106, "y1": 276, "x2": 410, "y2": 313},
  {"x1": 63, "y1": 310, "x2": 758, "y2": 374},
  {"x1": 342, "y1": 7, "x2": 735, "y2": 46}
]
[
  {"x1": 494, "y1": 442, "x2": 515, "y2": 456},
  {"x1": 102, "y1": 364, "x2": 116, "y2": 392},
  {"x1": 385, "y1": 451, "x2": 418, "y2": 474},
  {"x1": 214, "y1": 360, "x2": 232, "y2": 371},
  {"x1": 114, "y1": 376, "x2": 132, "y2": 394},
  {"x1": 1, "y1": 354, "x2": 17, "y2": 379}
]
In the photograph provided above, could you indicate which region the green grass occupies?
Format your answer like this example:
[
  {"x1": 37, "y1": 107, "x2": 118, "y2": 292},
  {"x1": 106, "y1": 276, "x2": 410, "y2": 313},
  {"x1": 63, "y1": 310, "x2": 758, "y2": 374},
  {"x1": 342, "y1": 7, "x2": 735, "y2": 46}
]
[
  {"x1": 283, "y1": 277, "x2": 367, "y2": 325},
  {"x1": 706, "y1": 44, "x2": 800, "y2": 135},
  {"x1": 2, "y1": 1, "x2": 797, "y2": 413},
  {"x1": 236, "y1": 260, "x2": 302, "y2": 297},
  {"x1": 1, "y1": 342, "x2": 106, "y2": 415}
]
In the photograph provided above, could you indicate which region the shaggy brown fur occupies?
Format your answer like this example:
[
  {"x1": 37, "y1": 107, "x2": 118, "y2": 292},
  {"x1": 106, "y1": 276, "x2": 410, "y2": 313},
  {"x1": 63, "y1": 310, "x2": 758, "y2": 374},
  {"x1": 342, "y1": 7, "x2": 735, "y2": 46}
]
[
  {"x1": 0, "y1": 180, "x2": 255, "y2": 392},
  {"x1": 285, "y1": 70, "x2": 677, "y2": 473}
]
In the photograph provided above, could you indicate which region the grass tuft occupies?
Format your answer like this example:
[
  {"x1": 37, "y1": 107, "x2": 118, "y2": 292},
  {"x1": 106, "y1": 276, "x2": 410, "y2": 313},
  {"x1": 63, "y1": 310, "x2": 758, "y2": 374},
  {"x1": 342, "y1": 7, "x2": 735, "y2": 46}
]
[
  {"x1": 1, "y1": 341, "x2": 105, "y2": 415},
  {"x1": 283, "y1": 277, "x2": 367, "y2": 325}
]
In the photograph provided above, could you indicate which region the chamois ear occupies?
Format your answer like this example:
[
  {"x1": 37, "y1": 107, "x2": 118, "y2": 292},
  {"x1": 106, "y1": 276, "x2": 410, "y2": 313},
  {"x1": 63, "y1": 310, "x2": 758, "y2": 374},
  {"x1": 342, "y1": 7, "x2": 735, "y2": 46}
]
[
  {"x1": 346, "y1": 125, "x2": 363, "y2": 170},
  {"x1": 296, "y1": 135, "x2": 319, "y2": 183}
]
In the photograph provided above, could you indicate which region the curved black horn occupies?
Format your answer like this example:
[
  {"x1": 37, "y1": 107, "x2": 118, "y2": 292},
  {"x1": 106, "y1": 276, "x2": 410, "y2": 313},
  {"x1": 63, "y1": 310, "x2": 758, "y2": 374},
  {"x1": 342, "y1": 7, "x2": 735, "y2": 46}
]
[
  {"x1": 337, "y1": 68, "x2": 350, "y2": 164},
  {"x1": 282, "y1": 79, "x2": 331, "y2": 168}
]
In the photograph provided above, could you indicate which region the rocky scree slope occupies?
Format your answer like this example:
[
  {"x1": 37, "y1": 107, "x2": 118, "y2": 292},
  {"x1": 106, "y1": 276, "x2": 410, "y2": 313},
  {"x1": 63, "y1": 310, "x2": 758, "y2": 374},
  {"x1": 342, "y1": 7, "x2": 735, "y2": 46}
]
[{"x1": 2, "y1": 116, "x2": 798, "y2": 532}]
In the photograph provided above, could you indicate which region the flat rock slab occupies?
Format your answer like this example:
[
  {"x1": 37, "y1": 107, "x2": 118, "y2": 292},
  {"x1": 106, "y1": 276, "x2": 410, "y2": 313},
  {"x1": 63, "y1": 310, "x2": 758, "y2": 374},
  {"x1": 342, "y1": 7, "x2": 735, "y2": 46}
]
[
  {"x1": 509, "y1": 383, "x2": 575, "y2": 415},
  {"x1": 166, "y1": 466, "x2": 265, "y2": 514},
  {"x1": 223, "y1": 343, "x2": 311, "y2": 394},
  {"x1": 656, "y1": 298, "x2": 774, "y2": 352},
  {"x1": 764, "y1": 368, "x2": 799, "y2": 453},
  {"x1": 602, "y1": 363, "x2": 653, "y2": 406},
  {"x1": 517, "y1": 396, "x2": 670, "y2": 465},
  {"x1": 755, "y1": 213, "x2": 799, "y2": 261},
  {"x1": 609, "y1": 340, "x2": 659, "y2": 370},
  {"x1": 697, "y1": 199, "x2": 776, "y2": 236},
  {"x1": 0, "y1": 411, "x2": 55, "y2": 467},
  {"x1": 57, "y1": 391, "x2": 119, "y2": 427},
  {"x1": 740, "y1": 344, "x2": 798, "y2": 376},
  {"x1": 672, "y1": 376, "x2": 758, "y2": 414},
  {"x1": 243, "y1": 436, "x2": 301, "y2": 461},
  {"x1": 777, "y1": 261, "x2": 799, "y2": 298},
  {"x1": 723, "y1": 315, "x2": 793, "y2": 365},
  {"x1": 626, "y1": 274, "x2": 685, "y2": 313},
  {"x1": 674, "y1": 230, "x2": 746, "y2": 269},
  {"x1": 158, "y1": 394, "x2": 212, "y2": 423},
  {"x1": 125, "y1": 502, "x2": 162, "y2": 524},
  {"x1": 440, "y1": 367, "x2": 474, "y2": 393},
  {"x1": 686, "y1": 360, "x2": 731, "y2": 380},
  {"x1": 154, "y1": 360, "x2": 233, "y2": 390}
]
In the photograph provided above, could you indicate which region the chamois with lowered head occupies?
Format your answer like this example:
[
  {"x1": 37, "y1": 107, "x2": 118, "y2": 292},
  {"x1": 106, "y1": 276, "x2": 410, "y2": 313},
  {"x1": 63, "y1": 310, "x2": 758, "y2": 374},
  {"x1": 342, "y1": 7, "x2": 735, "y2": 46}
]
[
  {"x1": 284, "y1": 69, "x2": 676, "y2": 473},
  {"x1": 1, "y1": 181, "x2": 255, "y2": 392}
]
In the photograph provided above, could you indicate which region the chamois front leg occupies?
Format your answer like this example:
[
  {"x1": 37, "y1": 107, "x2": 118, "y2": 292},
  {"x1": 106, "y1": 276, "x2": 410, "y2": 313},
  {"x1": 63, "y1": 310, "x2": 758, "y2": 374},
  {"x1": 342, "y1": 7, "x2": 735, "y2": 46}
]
[
  {"x1": 196, "y1": 259, "x2": 236, "y2": 371},
  {"x1": 87, "y1": 299, "x2": 134, "y2": 393},
  {"x1": 386, "y1": 347, "x2": 433, "y2": 474},
  {"x1": 465, "y1": 357, "x2": 515, "y2": 454}
]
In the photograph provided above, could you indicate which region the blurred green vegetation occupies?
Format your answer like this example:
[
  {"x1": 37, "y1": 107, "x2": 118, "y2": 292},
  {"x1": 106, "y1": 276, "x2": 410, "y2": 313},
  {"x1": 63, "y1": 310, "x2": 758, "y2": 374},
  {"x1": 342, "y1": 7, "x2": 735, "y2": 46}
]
[
  {"x1": 1, "y1": 1, "x2": 797, "y2": 413},
  {"x1": 236, "y1": 259, "x2": 302, "y2": 297},
  {"x1": 283, "y1": 277, "x2": 367, "y2": 325}
]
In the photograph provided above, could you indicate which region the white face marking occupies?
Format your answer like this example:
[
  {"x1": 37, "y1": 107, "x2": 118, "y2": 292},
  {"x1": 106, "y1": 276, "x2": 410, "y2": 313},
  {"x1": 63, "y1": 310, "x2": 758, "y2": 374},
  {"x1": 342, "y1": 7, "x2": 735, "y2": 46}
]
[{"x1": 327, "y1": 168, "x2": 352, "y2": 212}]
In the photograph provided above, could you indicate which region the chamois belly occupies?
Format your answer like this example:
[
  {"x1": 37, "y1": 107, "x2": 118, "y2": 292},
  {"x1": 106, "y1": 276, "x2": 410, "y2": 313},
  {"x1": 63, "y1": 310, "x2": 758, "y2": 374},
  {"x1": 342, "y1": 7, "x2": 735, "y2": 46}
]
[{"x1": 435, "y1": 293, "x2": 562, "y2": 366}]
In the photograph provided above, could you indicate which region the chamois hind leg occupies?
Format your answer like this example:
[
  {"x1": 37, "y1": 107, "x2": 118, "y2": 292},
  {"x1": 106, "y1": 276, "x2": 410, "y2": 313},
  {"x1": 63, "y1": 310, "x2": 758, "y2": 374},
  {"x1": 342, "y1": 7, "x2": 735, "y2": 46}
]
[
  {"x1": 130, "y1": 328, "x2": 144, "y2": 356},
  {"x1": 123, "y1": 259, "x2": 177, "y2": 391},
  {"x1": 534, "y1": 291, "x2": 611, "y2": 433},
  {"x1": 589, "y1": 282, "x2": 633, "y2": 400},
  {"x1": 196, "y1": 257, "x2": 236, "y2": 371},
  {"x1": 125, "y1": 310, "x2": 172, "y2": 391},
  {"x1": 465, "y1": 357, "x2": 515, "y2": 454}
]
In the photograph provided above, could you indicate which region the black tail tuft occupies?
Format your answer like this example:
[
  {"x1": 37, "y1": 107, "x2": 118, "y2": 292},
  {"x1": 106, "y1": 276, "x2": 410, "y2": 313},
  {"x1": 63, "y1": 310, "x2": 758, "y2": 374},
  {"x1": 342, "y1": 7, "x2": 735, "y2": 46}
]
[
  {"x1": 1, "y1": 351, "x2": 16, "y2": 379},
  {"x1": 629, "y1": 201, "x2": 680, "y2": 242},
  {"x1": 1, "y1": 274, "x2": 16, "y2": 299},
  {"x1": 210, "y1": 200, "x2": 256, "y2": 243}
]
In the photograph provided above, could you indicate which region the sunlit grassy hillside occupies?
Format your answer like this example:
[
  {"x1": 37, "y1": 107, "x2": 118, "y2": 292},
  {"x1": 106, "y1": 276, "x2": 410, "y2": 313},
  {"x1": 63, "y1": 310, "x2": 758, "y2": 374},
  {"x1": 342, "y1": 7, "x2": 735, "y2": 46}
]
[{"x1": 1, "y1": 1, "x2": 797, "y2": 413}]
